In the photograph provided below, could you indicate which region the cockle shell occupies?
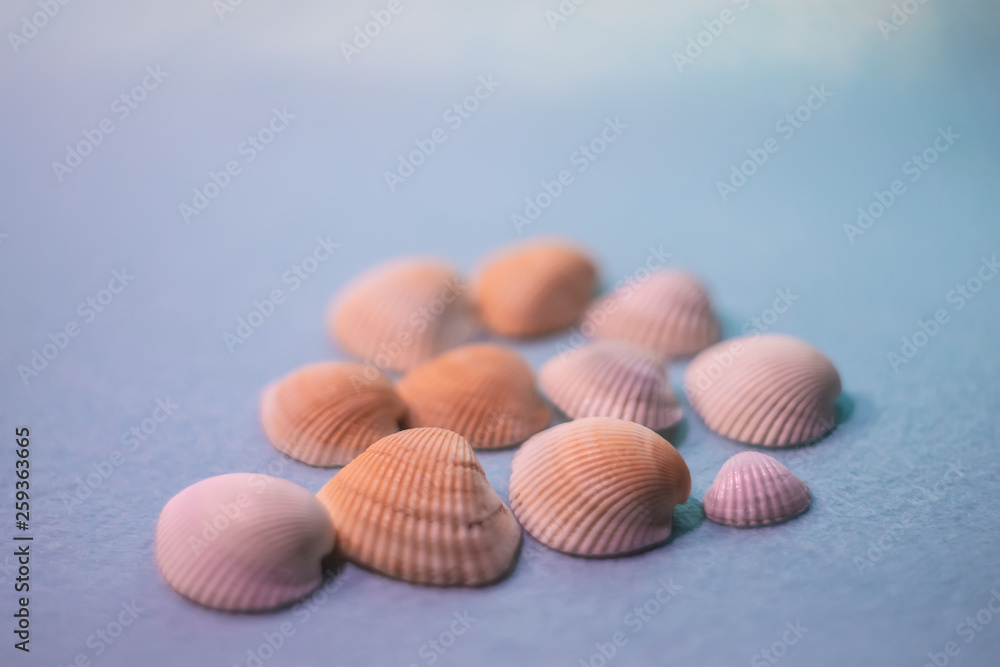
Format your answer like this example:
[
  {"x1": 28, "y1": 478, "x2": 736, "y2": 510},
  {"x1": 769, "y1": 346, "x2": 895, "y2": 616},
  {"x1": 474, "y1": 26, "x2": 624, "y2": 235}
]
[
  {"x1": 315, "y1": 428, "x2": 522, "y2": 586},
  {"x1": 155, "y1": 474, "x2": 335, "y2": 611},
  {"x1": 328, "y1": 259, "x2": 480, "y2": 372},
  {"x1": 260, "y1": 362, "x2": 406, "y2": 467},
  {"x1": 684, "y1": 334, "x2": 841, "y2": 447},
  {"x1": 396, "y1": 344, "x2": 551, "y2": 449},
  {"x1": 583, "y1": 269, "x2": 719, "y2": 358},
  {"x1": 509, "y1": 418, "x2": 691, "y2": 557},
  {"x1": 538, "y1": 341, "x2": 682, "y2": 430},
  {"x1": 473, "y1": 239, "x2": 597, "y2": 338},
  {"x1": 703, "y1": 452, "x2": 811, "y2": 527}
]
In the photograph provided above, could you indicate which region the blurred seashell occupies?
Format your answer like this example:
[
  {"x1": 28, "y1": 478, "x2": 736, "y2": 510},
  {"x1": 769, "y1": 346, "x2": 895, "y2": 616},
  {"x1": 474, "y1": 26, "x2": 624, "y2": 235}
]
[
  {"x1": 538, "y1": 341, "x2": 682, "y2": 430},
  {"x1": 703, "y1": 452, "x2": 811, "y2": 527},
  {"x1": 473, "y1": 239, "x2": 597, "y2": 337},
  {"x1": 260, "y1": 362, "x2": 406, "y2": 467},
  {"x1": 509, "y1": 417, "x2": 691, "y2": 557},
  {"x1": 396, "y1": 344, "x2": 551, "y2": 449},
  {"x1": 583, "y1": 269, "x2": 719, "y2": 358},
  {"x1": 316, "y1": 428, "x2": 521, "y2": 586},
  {"x1": 155, "y1": 474, "x2": 335, "y2": 612},
  {"x1": 684, "y1": 334, "x2": 841, "y2": 447},
  {"x1": 328, "y1": 259, "x2": 480, "y2": 372}
]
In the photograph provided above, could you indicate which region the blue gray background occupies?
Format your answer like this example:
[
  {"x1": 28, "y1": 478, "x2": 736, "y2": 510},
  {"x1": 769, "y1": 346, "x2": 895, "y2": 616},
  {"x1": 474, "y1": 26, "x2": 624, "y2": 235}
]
[{"x1": 1, "y1": 1, "x2": 999, "y2": 665}]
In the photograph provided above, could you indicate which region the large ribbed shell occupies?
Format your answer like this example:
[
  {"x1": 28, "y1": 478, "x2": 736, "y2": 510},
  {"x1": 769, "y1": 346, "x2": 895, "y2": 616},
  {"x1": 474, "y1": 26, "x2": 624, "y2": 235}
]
[
  {"x1": 473, "y1": 239, "x2": 597, "y2": 338},
  {"x1": 684, "y1": 334, "x2": 841, "y2": 447},
  {"x1": 396, "y1": 344, "x2": 551, "y2": 449},
  {"x1": 509, "y1": 418, "x2": 691, "y2": 557},
  {"x1": 316, "y1": 428, "x2": 522, "y2": 586},
  {"x1": 155, "y1": 474, "x2": 335, "y2": 611},
  {"x1": 260, "y1": 362, "x2": 406, "y2": 467},
  {"x1": 583, "y1": 270, "x2": 719, "y2": 358},
  {"x1": 538, "y1": 341, "x2": 682, "y2": 430},
  {"x1": 328, "y1": 259, "x2": 480, "y2": 372},
  {"x1": 703, "y1": 452, "x2": 811, "y2": 527}
]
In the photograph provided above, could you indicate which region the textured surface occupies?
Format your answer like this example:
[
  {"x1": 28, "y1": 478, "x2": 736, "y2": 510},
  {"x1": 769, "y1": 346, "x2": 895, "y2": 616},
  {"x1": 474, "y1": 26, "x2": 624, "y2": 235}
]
[{"x1": 2, "y1": 1, "x2": 1000, "y2": 665}]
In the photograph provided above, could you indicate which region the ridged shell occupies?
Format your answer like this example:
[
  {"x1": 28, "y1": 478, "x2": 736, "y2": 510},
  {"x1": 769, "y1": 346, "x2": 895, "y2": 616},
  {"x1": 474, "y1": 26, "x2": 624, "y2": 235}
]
[
  {"x1": 396, "y1": 344, "x2": 551, "y2": 449},
  {"x1": 155, "y1": 474, "x2": 335, "y2": 611},
  {"x1": 473, "y1": 239, "x2": 597, "y2": 338},
  {"x1": 583, "y1": 269, "x2": 719, "y2": 358},
  {"x1": 703, "y1": 452, "x2": 811, "y2": 527},
  {"x1": 260, "y1": 362, "x2": 406, "y2": 467},
  {"x1": 328, "y1": 259, "x2": 480, "y2": 372},
  {"x1": 316, "y1": 428, "x2": 522, "y2": 586},
  {"x1": 538, "y1": 341, "x2": 682, "y2": 430},
  {"x1": 509, "y1": 418, "x2": 691, "y2": 557},
  {"x1": 684, "y1": 334, "x2": 841, "y2": 447}
]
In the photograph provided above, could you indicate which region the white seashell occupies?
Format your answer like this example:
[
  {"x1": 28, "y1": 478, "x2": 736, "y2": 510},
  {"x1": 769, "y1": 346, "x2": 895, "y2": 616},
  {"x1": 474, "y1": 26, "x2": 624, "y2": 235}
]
[
  {"x1": 509, "y1": 417, "x2": 691, "y2": 557},
  {"x1": 538, "y1": 341, "x2": 682, "y2": 430},
  {"x1": 703, "y1": 452, "x2": 811, "y2": 527},
  {"x1": 155, "y1": 473, "x2": 335, "y2": 611}
]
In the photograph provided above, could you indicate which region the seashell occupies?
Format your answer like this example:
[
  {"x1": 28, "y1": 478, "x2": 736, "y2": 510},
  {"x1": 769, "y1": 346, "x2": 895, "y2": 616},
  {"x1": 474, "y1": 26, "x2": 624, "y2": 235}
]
[
  {"x1": 509, "y1": 417, "x2": 691, "y2": 557},
  {"x1": 703, "y1": 452, "x2": 811, "y2": 527},
  {"x1": 328, "y1": 259, "x2": 480, "y2": 372},
  {"x1": 684, "y1": 334, "x2": 841, "y2": 447},
  {"x1": 582, "y1": 269, "x2": 719, "y2": 358},
  {"x1": 260, "y1": 362, "x2": 406, "y2": 467},
  {"x1": 315, "y1": 428, "x2": 522, "y2": 586},
  {"x1": 473, "y1": 239, "x2": 597, "y2": 338},
  {"x1": 396, "y1": 344, "x2": 551, "y2": 449},
  {"x1": 155, "y1": 473, "x2": 335, "y2": 611},
  {"x1": 538, "y1": 341, "x2": 682, "y2": 430}
]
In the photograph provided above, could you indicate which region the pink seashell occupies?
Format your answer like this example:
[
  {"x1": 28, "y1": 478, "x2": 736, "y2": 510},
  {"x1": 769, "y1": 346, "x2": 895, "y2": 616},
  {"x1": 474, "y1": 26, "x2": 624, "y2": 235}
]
[
  {"x1": 582, "y1": 269, "x2": 719, "y2": 358},
  {"x1": 703, "y1": 452, "x2": 811, "y2": 527},
  {"x1": 328, "y1": 259, "x2": 480, "y2": 372},
  {"x1": 684, "y1": 334, "x2": 841, "y2": 447},
  {"x1": 509, "y1": 417, "x2": 691, "y2": 557},
  {"x1": 538, "y1": 341, "x2": 682, "y2": 430},
  {"x1": 155, "y1": 474, "x2": 335, "y2": 611}
]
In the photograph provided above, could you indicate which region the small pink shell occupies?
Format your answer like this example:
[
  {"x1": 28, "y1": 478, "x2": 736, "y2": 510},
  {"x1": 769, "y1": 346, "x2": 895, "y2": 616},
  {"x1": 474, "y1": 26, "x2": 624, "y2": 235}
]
[
  {"x1": 684, "y1": 334, "x2": 841, "y2": 447},
  {"x1": 582, "y1": 269, "x2": 719, "y2": 359},
  {"x1": 538, "y1": 341, "x2": 682, "y2": 430},
  {"x1": 155, "y1": 474, "x2": 335, "y2": 611},
  {"x1": 703, "y1": 452, "x2": 811, "y2": 527}
]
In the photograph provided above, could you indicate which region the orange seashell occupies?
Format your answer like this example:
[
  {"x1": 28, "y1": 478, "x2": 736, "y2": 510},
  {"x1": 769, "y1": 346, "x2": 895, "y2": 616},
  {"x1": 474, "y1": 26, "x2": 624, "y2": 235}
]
[
  {"x1": 396, "y1": 344, "x2": 551, "y2": 449},
  {"x1": 260, "y1": 362, "x2": 406, "y2": 467},
  {"x1": 473, "y1": 239, "x2": 597, "y2": 337},
  {"x1": 509, "y1": 417, "x2": 691, "y2": 557},
  {"x1": 315, "y1": 428, "x2": 522, "y2": 586},
  {"x1": 155, "y1": 474, "x2": 335, "y2": 612},
  {"x1": 583, "y1": 269, "x2": 719, "y2": 358},
  {"x1": 328, "y1": 259, "x2": 480, "y2": 372},
  {"x1": 538, "y1": 341, "x2": 682, "y2": 430},
  {"x1": 684, "y1": 334, "x2": 841, "y2": 447}
]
